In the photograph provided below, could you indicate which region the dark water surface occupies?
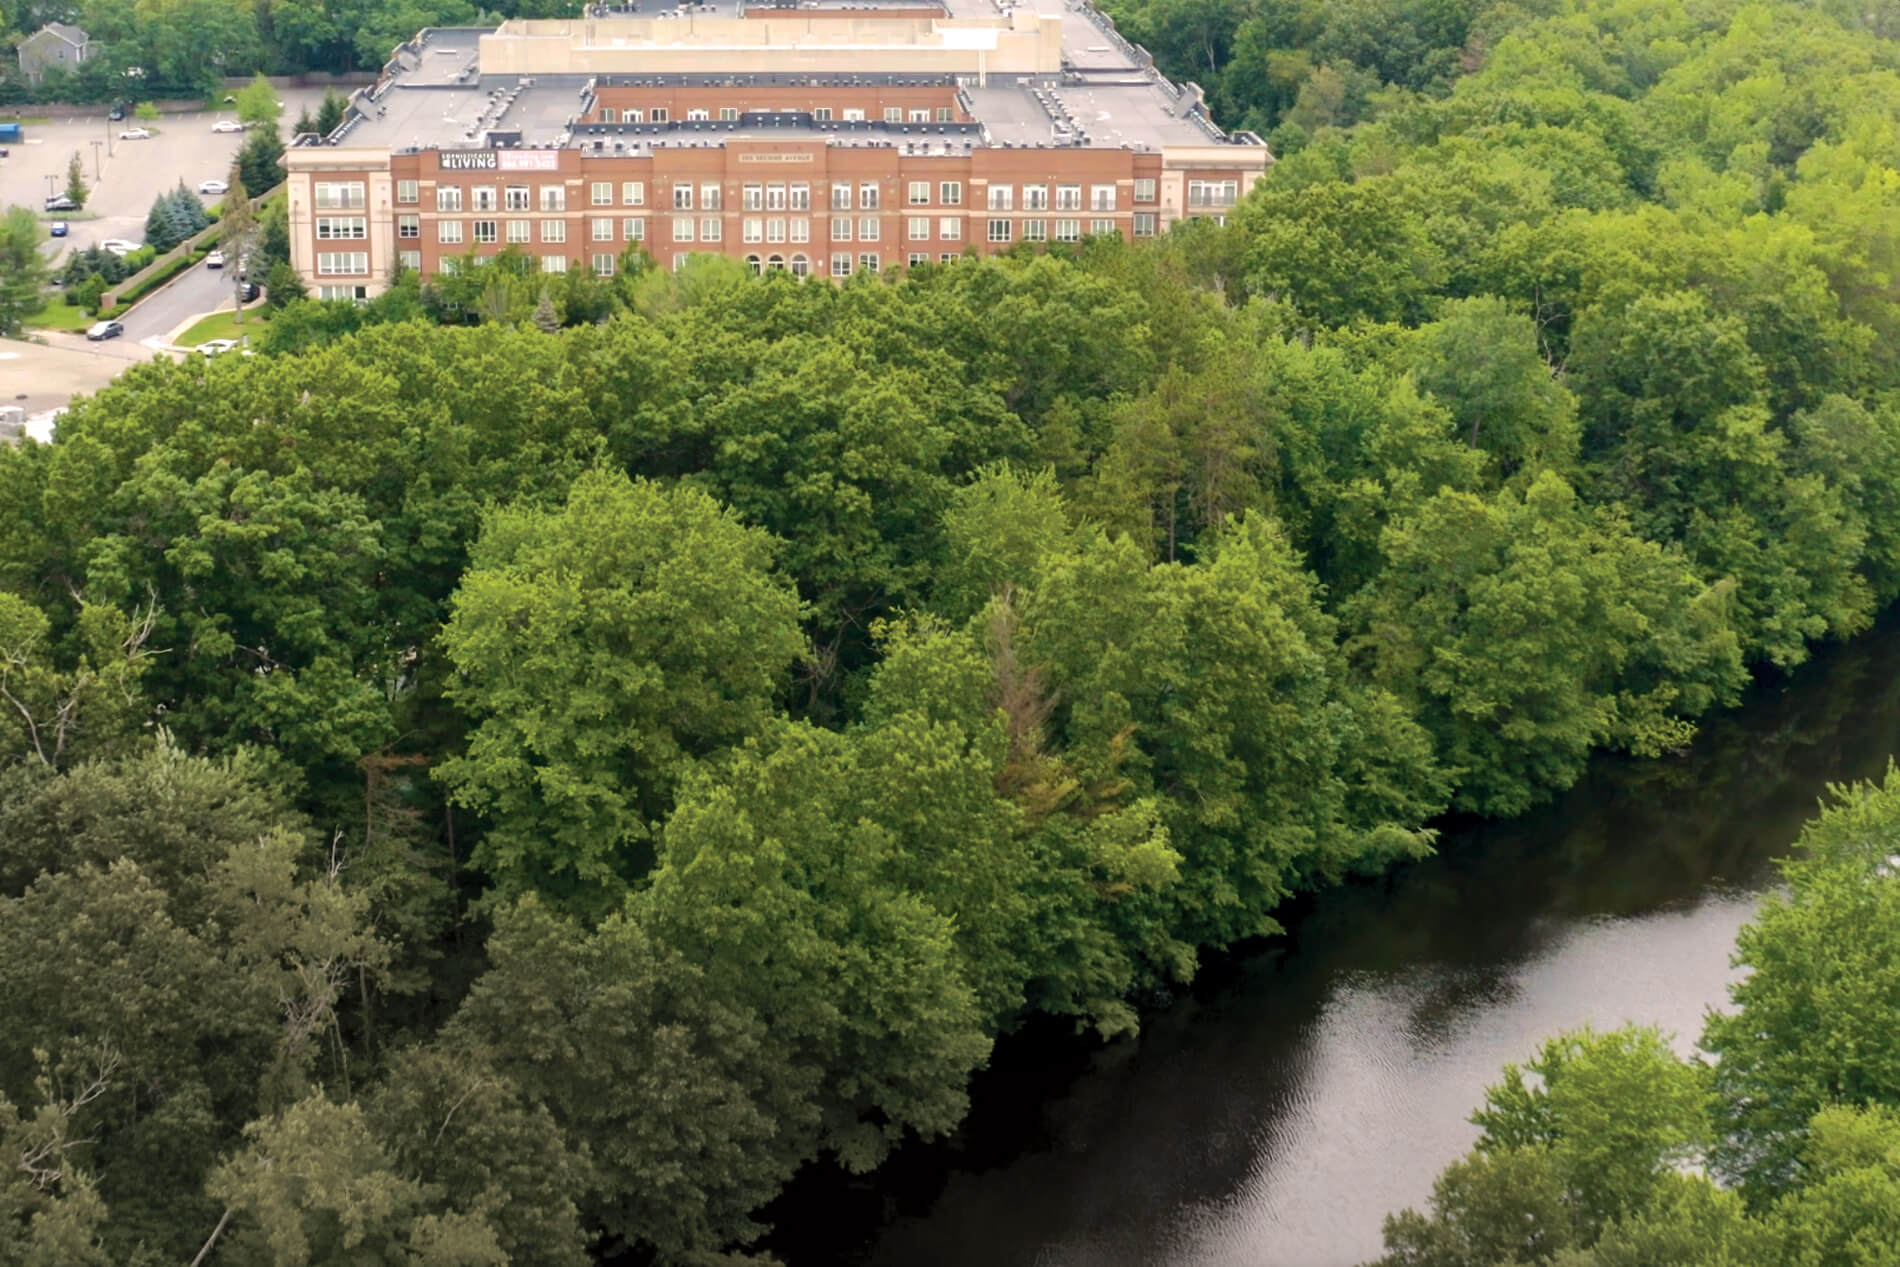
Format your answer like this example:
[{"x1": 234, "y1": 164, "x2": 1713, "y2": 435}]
[{"x1": 765, "y1": 620, "x2": 1900, "y2": 1267}]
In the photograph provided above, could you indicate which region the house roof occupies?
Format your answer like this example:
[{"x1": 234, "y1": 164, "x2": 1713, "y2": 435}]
[{"x1": 36, "y1": 22, "x2": 90, "y2": 47}]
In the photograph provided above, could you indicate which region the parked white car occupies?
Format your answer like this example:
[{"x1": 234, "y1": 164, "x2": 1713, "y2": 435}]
[
  {"x1": 211, "y1": 119, "x2": 244, "y2": 133},
  {"x1": 198, "y1": 339, "x2": 240, "y2": 358},
  {"x1": 199, "y1": 179, "x2": 229, "y2": 195},
  {"x1": 99, "y1": 239, "x2": 139, "y2": 256},
  {"x1": 118, "y1": 127, "x2": 153, "y2": 140},
  {"x1": 205, "y1": 250, "x2": 225, "y2": 269}
]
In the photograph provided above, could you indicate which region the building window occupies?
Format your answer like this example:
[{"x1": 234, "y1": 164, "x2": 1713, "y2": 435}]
[
  {"x1": 467, "y1": 186, "x2": 496, "y2": 213},
  {"x1": 831, "y1": 252, "x2": 851, "y2": 277},
  {"x1": 542, "y1": 254, "x2": 567, "y2": 273},
  {"x1": 909, "y1": 252, "x2": 929, "y2": 267},
  {"x1": 858, "y1": 182, "x2": 880, "y2": 210},
  {"x1": 398, "y1": 250, "x2": 422, "y2": 270},
  {"x1": 789, "y1": 218, "x2": 809, "y2": 243},
  {"x1": 843, "y1": 107, "x2": 865, "y2": 121},
  {"x1": 790, "y1": 254, "x2": 809, "y2": 277},
  {"x1": 936, "y1": 106, "x2": 954, "y2": 122},
  {"x1": 398, "y1": 214, "x2": 420, "y2": 239},
  {"x1": 623, "y1": 181, "x2": 645, "y2": 206},
  {"x1": 1091, "y1": 185, "x2": 1117, "y2": 211},
  {"x1": 591, "y1": 181, "x2": 614, "y2": 206},
  {"x1": 766, "y1": 217, "x2": 786, "y2": 243},
  {"x1": 540, "y1": 186, "x2": 565, "y2": 212},
  {"x1": 744, "y1": 218, "x2": 763, "y2": 244},
  {"x1": 396, "y1": 179, "x2": 419, "y2": 204},
  {"x1": 701, "y1": 183, "x2": 722, "y2": 210},
  {"x1": 591, "y1": 218, "x2": 615, "y2": 241},
  {"x1": 505, "y1": 186, "x2": 531, "y2": 211},
  {"x1": 621, "y1": 108, "x2": 643, "y2": 123},
  {"x1": 908, "y1": 216, "x2": 930, "y2": 240},
  {"x1": 858, "y1": 252, "x2": 879, "y2": 274},
  {"x1": 436, "y1": 186, "x2": 463, "y2": 212},
  {"x1": 813, "y1": 107, "x2": 833, "y2": 121},
  {"x1": 650, "y1": 108, "x2": 669, "y2": 123},
  {"x1": 1090, "y1": 218, "x2": 1116, "y2": 236},
  {"x1": 858, "y1": 216, "x2": 879, "y2": 242},
  {"x1": 939, "y1": 216, "x2": 960, "y2": 240},
  {"x1": 940, "y1": 252, "x2": 959, "y2": 263},
  {"x1": 1054, "y1": 219, "x2": 1081, "y2": 242},
  {"x1": 593, "y1": 253, "x2": 616, "y2": 276},
  {"x1": 831, "y1": 217, "x2": 852, "y2": 242},
  {"x1": 1133, "y1": 212, "x2": 1158, "y2": 237},
  {"x1": 909, "y1": 108, "x2": 929, "y2": 122},
  {"x1": 319, "y1": 284, "x2": 369, "y2": 301},
  {"x1": 940, "y1": 181, "x2": 961, "y2": 205},
  {"x1": 672, "y1": 184, "x2": 693, "y2": 211},
  {"x1": 908, "y1": 180, "x2": 930, "y2": 205},
  {"x1": 987, "y1": 184, "x2": 1012, "y2": 211},
  {"x1": 1188, "y1": 179, "x2": 1239, "y2": 208},
  {"x1": 507, "y1": 219, "x2": 531, "y2": 243},
  {"x1": 541, "y1": 220, "x2": 566, "y2": 243},
  {"x1": 830, "y1": 182, "x2": 851, "y2": 211},
  {"x1": 743, "y1": 183, "x2": 764, "y2": 211},
  {"x1": 1023, "y1": 184, "x2": 1048, "y2": 211},
  {"x1": 316, "y1": 251, "x2": 369, "y2": 275},
  {"x1": 438, "y1": 220, "x2": 464, "y2": 244},
  {"x1": 987, "y1": 219, "x2": 1012, "y2": 243},
  {"x1": 701, "y1": 217, "x2": 722, "y2": 242},
  {"x1": 1055, "y1": 184, "x2": 1081, "y2": 211},
  {"x1": 789, "y1": 182, "x2": 810, "y2": 210},
  {"x1": 317, "y1": 216, "x2": 367, "y2": 240},
  {"x1": 1022, "y1": 219, "x2": 1046, "y2": 241},
  {"x1": 314, "y1": 181, "x2": 365, "y2": 210},
  {"x1": 673, "y1": 216, "x2": 696, "y2": 243},
  {"x1": 745, "y1": 253, "x2": 761, "y2": 276},
  {"x1": 1134, "y1": 178, "x2": 1157, "y2": 204},
  {"x1": 877, "y1": 106, "x2": 896, "y2": 122},
  {"x1": 474, "y1": 220, "x2": 498, "y2": 243},
  {"x1": 624, "y1": 217, "x2": 646, "y2": 241},
  {"x1": 720, "y1": 107, "x2": 739, "y2": 121},
  {"x1": 687, "y1": 108, "x2": 710, "y2": 121}
]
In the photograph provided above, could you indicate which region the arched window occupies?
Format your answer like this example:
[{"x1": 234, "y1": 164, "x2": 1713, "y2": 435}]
[
  {"x1": 767, "y1": 254, "x2": 785, "y2": 271},
  {"x1": 745, "y1": 254, "x2": 761, "y2": 275},
  {"x1": 790, "y1": 254, "x2": 809, "y2": 277}
]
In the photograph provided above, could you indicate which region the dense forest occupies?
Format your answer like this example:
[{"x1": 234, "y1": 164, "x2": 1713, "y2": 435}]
[
  {"x1": 0, "y1": 0, "x2": 582, "y2": 100},
  {"x1": 6, "y1": 0, "x2": 1900, "y2": 1262}
]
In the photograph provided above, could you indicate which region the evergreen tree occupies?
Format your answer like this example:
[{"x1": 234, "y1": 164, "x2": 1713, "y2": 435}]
[{"x1": 64, "y1": 152, "x2": 88, "y2": 210}]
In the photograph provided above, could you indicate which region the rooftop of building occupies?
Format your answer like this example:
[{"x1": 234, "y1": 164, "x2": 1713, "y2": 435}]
[{"x1": 319, "y1": 1, "x2": 1264, "y2": 157}]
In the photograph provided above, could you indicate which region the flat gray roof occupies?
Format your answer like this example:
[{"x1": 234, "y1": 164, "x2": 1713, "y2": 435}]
[{"x1": 327, "y1": 6, "x2": 1255, "y2": 155}]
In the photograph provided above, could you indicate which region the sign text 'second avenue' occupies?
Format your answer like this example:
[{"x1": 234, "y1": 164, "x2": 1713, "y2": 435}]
[{"x1": 438, "y1": 150, "x2": 563, "y2": 172}]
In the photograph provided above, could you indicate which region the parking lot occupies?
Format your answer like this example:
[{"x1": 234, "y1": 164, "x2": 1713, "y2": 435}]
[{"x1": 0, "y1": 88, "x2": 332, "y2": 264}]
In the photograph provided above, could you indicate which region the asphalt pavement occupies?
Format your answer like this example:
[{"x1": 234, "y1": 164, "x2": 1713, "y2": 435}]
[{"x1": 1, "y1": 89, "x2": 330, "y2": 269}]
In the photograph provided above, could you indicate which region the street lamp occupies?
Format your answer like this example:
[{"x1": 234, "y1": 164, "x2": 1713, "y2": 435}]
[
  {"x1": 45, "y1": 173, "x2": 56, "y2": 202},
  {"x1": 90, "y1": 138, "x2": 103, "y2": 181}
]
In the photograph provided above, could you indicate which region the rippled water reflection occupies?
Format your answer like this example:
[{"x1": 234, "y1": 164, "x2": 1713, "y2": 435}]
[{"x1": 768, "y1": 620, "x2": 1900, "y2": 1267}]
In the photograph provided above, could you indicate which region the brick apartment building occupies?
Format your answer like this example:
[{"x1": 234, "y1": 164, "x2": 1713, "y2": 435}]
[{"x1": 285, "y1": 0, "x2": 1272, "y2": 298}]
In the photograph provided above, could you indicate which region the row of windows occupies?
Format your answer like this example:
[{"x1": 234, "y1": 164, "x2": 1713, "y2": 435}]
[
  {"x1": 1187, "y1": 179, "x2": 1240, "y2": 208},
  {"x1": 390, "y1": 176, "x2": 1184, "y2": 215},
  {"x1": 365, "y1": 208, "x2": 1158, "y2": 262},
  {"x1": 598, "y1": 105, "x2": 958, "y2": 125},
  {"x1": 984, "y1": 184, "x2": 1124, "y2": 212}
]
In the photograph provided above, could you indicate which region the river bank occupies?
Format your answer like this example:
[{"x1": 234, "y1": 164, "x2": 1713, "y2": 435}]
[{"x1": 763, "y1": 617, "x2": 1900, "y2": 1266}]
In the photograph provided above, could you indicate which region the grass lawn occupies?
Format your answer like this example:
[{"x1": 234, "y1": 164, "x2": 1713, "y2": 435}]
[
  {"x1": 175, "y1": 309, "x2": 268, "y2": 347},
  {"x1": 28, "y1": 301, "x2": 99, "y2": 332}
]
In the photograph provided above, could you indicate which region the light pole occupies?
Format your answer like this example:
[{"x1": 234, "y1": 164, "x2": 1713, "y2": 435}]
[
  {"x1": 44, "y1": 172, "x2": 56, "y2": 203},
  {"x1": 90, "y1": 138, "x2": 103, "y2": 181}
]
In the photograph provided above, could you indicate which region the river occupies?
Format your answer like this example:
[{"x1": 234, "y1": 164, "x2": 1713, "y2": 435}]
[{"x1": 763, "y1": 620, "x2": 1900, "y2": 1267}]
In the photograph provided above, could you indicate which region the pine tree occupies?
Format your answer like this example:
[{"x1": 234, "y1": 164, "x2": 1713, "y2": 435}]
[{"x1": 64, "y1": 152, "x2": 88, "y2": 210}]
